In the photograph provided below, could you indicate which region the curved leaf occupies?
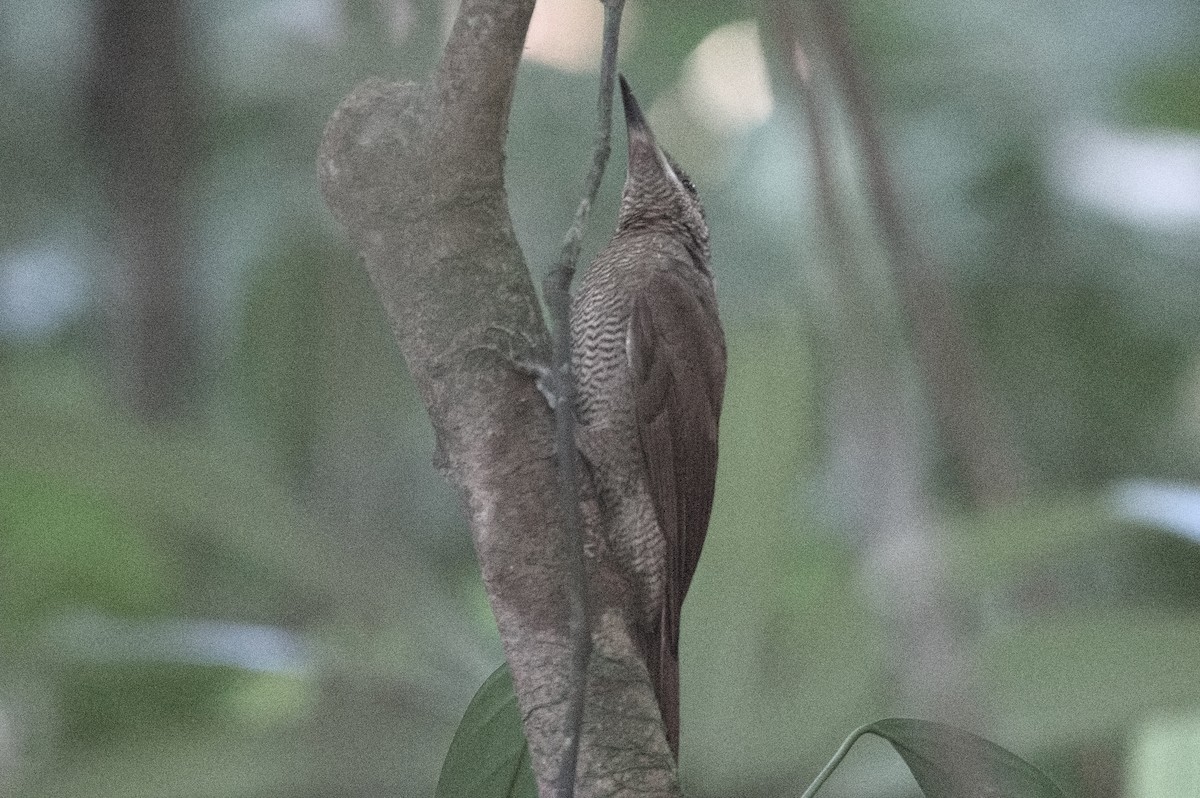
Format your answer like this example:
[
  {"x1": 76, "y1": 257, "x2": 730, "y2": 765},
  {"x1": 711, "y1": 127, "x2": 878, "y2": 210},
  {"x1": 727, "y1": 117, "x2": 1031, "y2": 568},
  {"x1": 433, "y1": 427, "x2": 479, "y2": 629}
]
[
  {"x1": 436, "y1": 664, "x2": 536, "y2": 798},
  {"x1": 866, "y1": 718, "x2": 1067, "y2": 798},
  {"x1": 805, "y1": 718, "x2": 1067, "y2": 798}
]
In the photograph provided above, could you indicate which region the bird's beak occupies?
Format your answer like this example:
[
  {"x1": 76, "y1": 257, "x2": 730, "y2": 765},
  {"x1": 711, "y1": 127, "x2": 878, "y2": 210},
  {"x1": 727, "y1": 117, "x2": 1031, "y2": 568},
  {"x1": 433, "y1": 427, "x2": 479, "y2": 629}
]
[
  {"x1": 619, "y1": 75, "x2": 681, "y2": 189},
  {"x1": 620, "y1": 75, "x2": 651, "y2": 141},
  {"x1": 620, "y1": 75, "x2": 659, "y2": 165}
]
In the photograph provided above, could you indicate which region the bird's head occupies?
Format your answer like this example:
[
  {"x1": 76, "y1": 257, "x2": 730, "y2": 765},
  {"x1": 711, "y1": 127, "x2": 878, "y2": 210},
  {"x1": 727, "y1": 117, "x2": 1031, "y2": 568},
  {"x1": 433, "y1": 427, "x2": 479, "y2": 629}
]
[{"x1": 616, "y1": 76, "x2": 709, "y2": 264}]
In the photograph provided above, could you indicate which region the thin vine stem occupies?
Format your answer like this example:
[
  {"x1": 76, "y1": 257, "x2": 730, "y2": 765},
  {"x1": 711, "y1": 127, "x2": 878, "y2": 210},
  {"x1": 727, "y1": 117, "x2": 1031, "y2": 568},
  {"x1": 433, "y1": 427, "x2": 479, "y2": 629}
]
[
  {"x1": 800, "y1": 723, "x2": 873, "y2": 798},
  {"x1": 542, "y1": 1, "x2": 626, "y2": 795}
]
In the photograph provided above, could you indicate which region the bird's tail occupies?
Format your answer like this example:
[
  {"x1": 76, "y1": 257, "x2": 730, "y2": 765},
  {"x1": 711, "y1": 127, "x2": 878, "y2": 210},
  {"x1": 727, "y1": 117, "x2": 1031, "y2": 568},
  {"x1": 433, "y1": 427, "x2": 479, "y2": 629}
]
[{"x1": 649, "y1": 631, "x2": 681, "y2": 758}]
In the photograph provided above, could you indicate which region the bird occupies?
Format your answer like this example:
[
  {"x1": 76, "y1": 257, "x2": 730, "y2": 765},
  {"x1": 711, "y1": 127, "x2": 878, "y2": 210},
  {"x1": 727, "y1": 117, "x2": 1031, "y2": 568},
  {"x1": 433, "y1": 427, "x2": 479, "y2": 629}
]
[{"x1": 571, "y1": 75, "x2": 726, "y2": 758}]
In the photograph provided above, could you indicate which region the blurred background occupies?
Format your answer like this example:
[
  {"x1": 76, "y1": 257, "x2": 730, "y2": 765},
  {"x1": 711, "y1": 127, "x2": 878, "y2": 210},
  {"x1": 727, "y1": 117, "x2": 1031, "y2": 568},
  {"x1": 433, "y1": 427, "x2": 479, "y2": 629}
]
[{"x1": 3, "y1": 0, "x2": 1200, "y2": 795}]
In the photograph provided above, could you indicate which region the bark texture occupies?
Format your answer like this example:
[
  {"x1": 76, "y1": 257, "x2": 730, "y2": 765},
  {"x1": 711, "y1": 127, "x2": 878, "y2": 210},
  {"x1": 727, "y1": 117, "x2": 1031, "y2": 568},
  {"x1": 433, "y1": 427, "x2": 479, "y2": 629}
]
[{"x1": 317, "y1": 1, "x2": 678, "y2": 794}]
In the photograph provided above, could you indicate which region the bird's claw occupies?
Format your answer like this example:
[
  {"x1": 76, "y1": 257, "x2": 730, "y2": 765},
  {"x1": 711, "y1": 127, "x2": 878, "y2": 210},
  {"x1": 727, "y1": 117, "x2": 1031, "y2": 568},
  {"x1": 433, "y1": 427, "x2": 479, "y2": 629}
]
[
  {"x1": 479, "y1": 326, "x2": 564, "y2": 411},
  {"x1": 515, "y1": 358, "x2": 562, "y2": 410}
]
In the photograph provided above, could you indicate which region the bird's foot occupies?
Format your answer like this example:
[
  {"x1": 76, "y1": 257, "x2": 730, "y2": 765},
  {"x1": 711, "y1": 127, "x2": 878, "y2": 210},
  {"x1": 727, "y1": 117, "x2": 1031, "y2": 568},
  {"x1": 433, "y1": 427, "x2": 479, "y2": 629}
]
[
  {"x1": 479, "y1": 326, "x2": 562, "y2": 410},
  {"x1": 519, "y1": 359, "x2": 564, "y2": 411}
]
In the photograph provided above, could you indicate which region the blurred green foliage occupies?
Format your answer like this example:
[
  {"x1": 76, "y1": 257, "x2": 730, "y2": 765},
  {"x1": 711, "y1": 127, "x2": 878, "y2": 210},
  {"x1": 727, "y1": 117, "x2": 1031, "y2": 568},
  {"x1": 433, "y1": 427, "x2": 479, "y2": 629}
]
[
  {"x1": 0, "y1": 471, "x2": 172, "y2": 626},
  {"x1": 2, "y1": 0, "x2": 1200, "y2": 796},
  {"x1": 1125, "y1": 52, "x2": 1200, "y2": 131}
]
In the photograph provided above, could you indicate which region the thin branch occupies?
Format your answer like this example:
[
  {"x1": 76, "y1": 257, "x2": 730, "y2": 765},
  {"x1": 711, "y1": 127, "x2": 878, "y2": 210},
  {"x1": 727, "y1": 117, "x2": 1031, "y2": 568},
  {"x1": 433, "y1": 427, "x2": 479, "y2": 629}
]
[
  {"x1": 764, "y1": 4, "x2": 995, "y2": 794},
  {"x1": 808, "y1": 0, "x2": 1027, "y2": 508},
  {"x1": 542, "y1": 2, "x2": 626, "y2": 794},
  {"x1": 90, "y1": 0, "x2": 196, "y2": 421},
  {"x1": 545, "y1": 0, "x2": 626, "y2": 297},
  {"x1": 765, "y1": 0, "x2": 923, "y2": 547},
  {"x1": 771, "y1": 12, "x2": 849, "y2": 267}
]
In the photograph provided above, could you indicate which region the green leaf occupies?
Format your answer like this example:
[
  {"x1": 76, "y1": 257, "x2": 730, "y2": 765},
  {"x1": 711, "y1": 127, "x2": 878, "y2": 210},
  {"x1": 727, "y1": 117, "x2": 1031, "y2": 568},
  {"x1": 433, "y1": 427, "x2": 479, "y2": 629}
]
[
  {"x1": 867, "y1": 718, "x2": 1066, "y2": 797},
  {"x1": 805, "y1": 718, "x2": 1066, "y2": 798},
  {"x1": 435, "y1": 664, "x2": 536, "y2": 798}
]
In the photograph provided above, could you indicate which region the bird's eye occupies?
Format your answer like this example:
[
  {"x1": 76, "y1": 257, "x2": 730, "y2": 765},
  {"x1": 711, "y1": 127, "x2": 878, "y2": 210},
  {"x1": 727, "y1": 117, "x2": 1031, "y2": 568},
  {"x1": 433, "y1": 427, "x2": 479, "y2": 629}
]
[
  {"x1": 674, "y1": 170, "x2": 698, "y2": 196},
  {"x1": 664, "y1": 152, "x2": 699, "y2": 197}
]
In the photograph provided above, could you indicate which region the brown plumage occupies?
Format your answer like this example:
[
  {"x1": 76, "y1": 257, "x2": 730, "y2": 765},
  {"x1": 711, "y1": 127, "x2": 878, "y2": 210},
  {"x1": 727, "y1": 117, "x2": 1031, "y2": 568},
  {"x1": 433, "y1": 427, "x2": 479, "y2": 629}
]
[{"x1": 571, "y1": 76, "x2": 726, "y2": 758}]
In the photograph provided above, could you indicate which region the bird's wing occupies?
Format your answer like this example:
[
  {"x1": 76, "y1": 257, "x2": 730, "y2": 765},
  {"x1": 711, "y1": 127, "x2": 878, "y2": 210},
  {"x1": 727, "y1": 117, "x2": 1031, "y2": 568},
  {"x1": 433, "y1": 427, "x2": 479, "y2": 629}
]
[{"x1": 628, "y1": 267, "x2": 726, "y2": 657}]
